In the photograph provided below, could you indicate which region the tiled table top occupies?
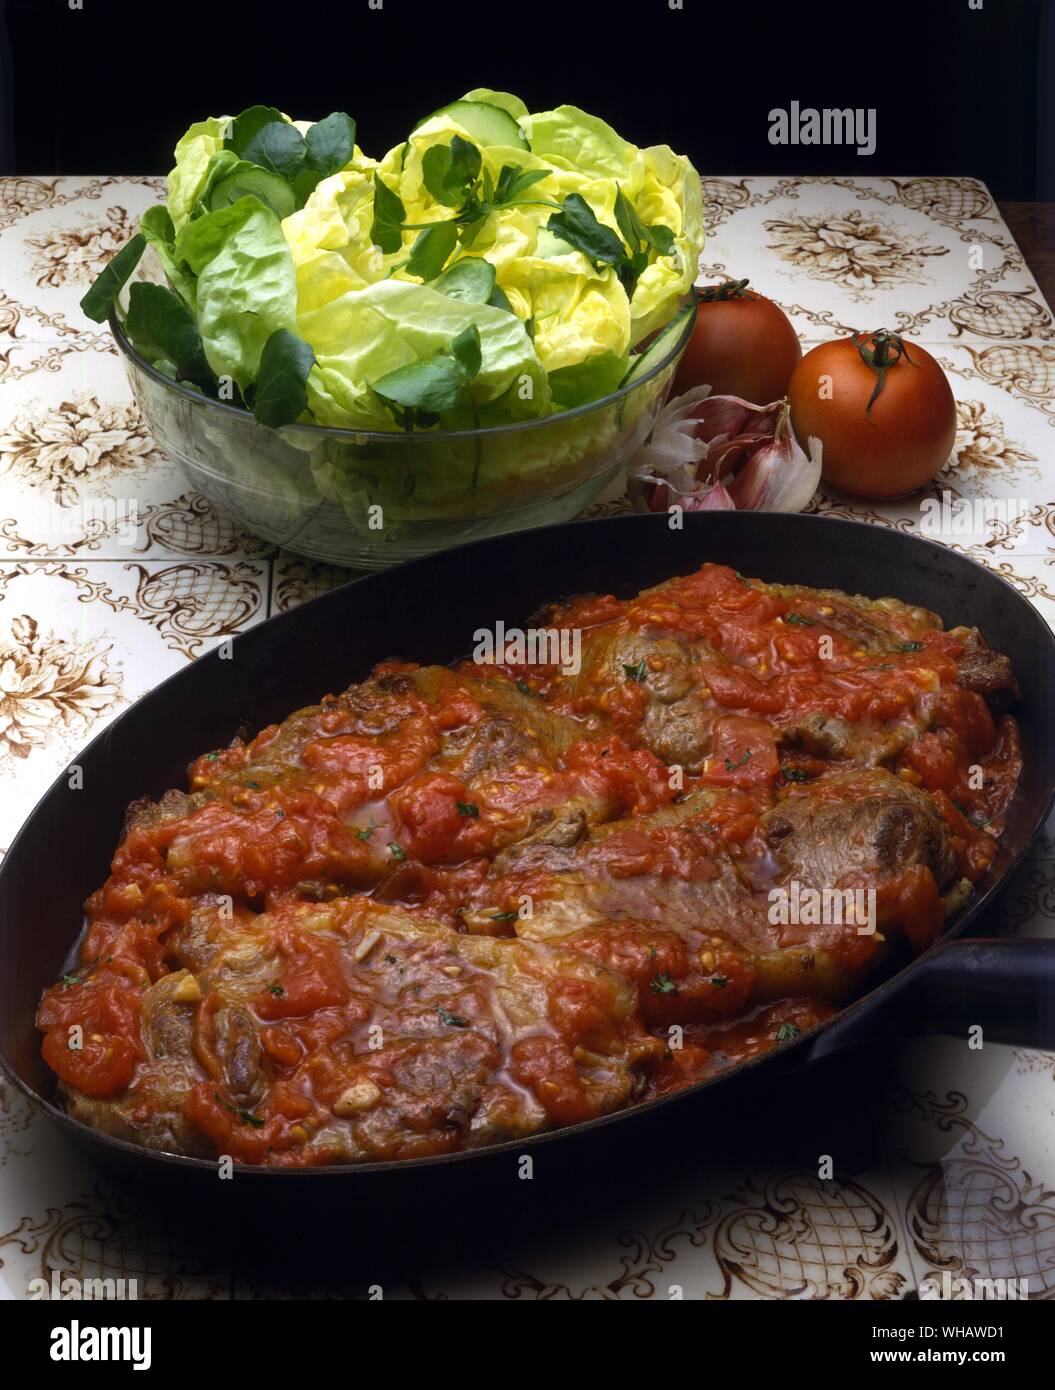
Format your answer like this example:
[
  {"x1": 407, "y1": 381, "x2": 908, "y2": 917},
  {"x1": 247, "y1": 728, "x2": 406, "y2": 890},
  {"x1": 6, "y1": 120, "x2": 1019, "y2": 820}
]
[{"x1": 0, "y1": 174, "x2": 1053, "y2": 1300}]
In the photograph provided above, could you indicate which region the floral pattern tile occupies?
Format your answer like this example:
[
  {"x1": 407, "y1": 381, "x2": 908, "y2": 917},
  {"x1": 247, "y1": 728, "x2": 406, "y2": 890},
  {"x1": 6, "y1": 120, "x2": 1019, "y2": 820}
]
[
  {"x1": 0, "y1": 174, "x2": 1053, "y2": 1301},
  {"x1": 0, "y1": 559, "x2": 267, "y2": 852},
  {"x1": 0, "y1": 343, "x2": 274, "y2": 561},
  {"x1": 0, "y1": 178, "x2": 165, "y2": 346},
  {"x1": 269, "y1": 550, "x2": 355, "y2": 615},
  {"x1": 700, "y1": 176, "x2": 1054, "y2": 345}
]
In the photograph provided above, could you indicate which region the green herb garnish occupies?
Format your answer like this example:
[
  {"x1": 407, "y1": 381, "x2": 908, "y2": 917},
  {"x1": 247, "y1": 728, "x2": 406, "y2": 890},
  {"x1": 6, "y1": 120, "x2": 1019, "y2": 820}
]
[
  {"x1": 650, "y1": 972, "x2": 679, "y2": 995},
  {"x1": 251, "y1": 328, "x2": 316, "y2": 429},
  {"x1": 79, "y1": 233, "x2": 147, "y2": 322},
  {"x1": 214, "y1": 1092, "x2": 265, "y2": 1127},
  {"x1": 437, "y1": 1006, "x2": 469, "y2": 1027},
  {"x1": 623, "y1": 660, "x2": 648, "y2": 683},
  {"x1": 548, "y1": 190, "x2": 674, "y2": 298},
  {"x1": 60, "y1": 957, "x2": 100, "y2": 990},
  {"x1": 373, "y1": 323, "x2": 483, "y2": 434}
]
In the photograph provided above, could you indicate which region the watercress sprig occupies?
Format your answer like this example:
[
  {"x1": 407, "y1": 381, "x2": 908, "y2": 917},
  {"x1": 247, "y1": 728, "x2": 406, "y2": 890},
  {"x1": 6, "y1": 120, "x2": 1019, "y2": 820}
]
[
  {"x1": 372, "y1": 323, "x2": 482, "y2": 430},
  {"x1": 370, "y1": 136, "x2": 559, "y2": 278},
  {"x1": 547, "y1": 187, "x2": 675, "y2": 298}
]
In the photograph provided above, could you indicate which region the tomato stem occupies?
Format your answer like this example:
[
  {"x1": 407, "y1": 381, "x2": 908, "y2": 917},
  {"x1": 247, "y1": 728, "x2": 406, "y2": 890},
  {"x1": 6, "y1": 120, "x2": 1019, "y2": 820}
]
[
  {"x1": 857, "y1": 329, "x2": 916, "y2": 417},
  {"x1": 697, "y1": 277, "x2": 751, "y2": 302}
]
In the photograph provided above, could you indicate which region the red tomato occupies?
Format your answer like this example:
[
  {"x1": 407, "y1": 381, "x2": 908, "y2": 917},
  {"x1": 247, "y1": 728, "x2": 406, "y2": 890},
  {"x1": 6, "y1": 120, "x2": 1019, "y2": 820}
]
[
  {"x1": 42, "y1": 1029, "x2": 136, "y2": 1097},
  {"x1": 389, "y1": 772, "x2": 494, "y2": 863},
  {"x1": 702, "y1": 716, "x2": 779, "y2": 788},
  {"x1": 509, "y1": 1035, "x2": 592, "y2": 1126},
  {"x1": 788, "y1": 331, "x2": 956, "y2": 498},
  {"x1": 254, "y1": 937, "x2": 350, "y2": 1019},
  {"x1": 674, "y1": 279, "x2": 802, "y2": 403}
]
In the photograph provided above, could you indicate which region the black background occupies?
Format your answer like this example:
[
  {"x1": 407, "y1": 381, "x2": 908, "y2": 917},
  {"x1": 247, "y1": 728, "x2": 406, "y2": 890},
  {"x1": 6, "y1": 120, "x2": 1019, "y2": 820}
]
[{"x1": 0, "y1": 0, "x2": 1052, "y2": 201}]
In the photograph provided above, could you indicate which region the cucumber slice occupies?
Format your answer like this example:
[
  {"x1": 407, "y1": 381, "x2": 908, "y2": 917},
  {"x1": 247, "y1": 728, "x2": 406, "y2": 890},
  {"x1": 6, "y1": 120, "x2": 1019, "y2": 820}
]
[
  {"x1": 461, "y1": 88, "x2": 529, "y2": 122},
  {"x1": 209, "y1": 167, "x2": 295, "y2": 220},
  {"x1": 415, "y1": 100, "x2": 529, "y2": 150},
  {"x1": 620, "y1": 302, "x2": 695, "y2": 389}
]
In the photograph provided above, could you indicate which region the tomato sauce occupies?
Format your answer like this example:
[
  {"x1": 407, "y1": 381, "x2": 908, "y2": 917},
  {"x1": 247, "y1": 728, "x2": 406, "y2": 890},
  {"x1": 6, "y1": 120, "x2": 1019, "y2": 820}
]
[{"x1": 37, "y1": 562, "x2": 1021, "y2": 1164}]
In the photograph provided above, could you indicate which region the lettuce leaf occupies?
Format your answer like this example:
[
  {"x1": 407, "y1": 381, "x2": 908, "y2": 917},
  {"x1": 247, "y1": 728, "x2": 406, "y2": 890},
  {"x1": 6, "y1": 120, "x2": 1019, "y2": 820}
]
[
  {"x1": 629, "y1": 144, "x2": 705, "y2": 343},
  {"x1": 520, "y1": 105, "x2": 641, "y2": 182},
  {"x1": 167, "y1": 117, "x2": 231, "y2": 232},
  {"x1": 175, "y1": 197, "x2": 296, "y2": 389},
  {"x1": 296, "y1": 278, "x2": 548, "y2": 429},
  {"x1": 460, "y1": 88, "x2": 529, "y2": 121}
]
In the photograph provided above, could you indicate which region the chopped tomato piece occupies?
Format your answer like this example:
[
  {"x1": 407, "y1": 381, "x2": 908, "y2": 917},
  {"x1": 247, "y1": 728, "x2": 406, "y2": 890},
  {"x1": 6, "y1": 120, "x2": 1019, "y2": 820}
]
[{"x1": 42, "y1": 1030, "x2": 136, "y2": 1097}]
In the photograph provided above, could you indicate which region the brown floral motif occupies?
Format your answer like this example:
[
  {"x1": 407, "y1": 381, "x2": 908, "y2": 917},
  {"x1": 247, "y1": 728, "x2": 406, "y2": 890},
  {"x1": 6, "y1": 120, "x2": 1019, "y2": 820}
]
[
  {"x1": 0, "y1": 294, "x2": 21, "y2": 339},
  {"x1": 0, "y1": 392, "x2": 165, "y2": 508},
  {"x1": 710, "y1": 1172, "x2": 905, "y2": 1299},
  {"x1": 949, "y1": 289, "x2": 1053, "y2": 342},
  {"x1": 0, "y1": 335, "x2": 113, "y2": 387},
  {"x1": 803, "y1": 496, "x2": 917, "y2": 532},
  {"x1": 898, "y1": 1090, "x2": 1055, "y2": 1298},
  {"x1": 125, "y1": 563, "x2": 263, "y2": 657},
  {"x1": 985, "y1": 832, "x2": 1055, "y2": 938},
  {"x1": 0, "y1": 492, "x2": 271, "y2": 560},
  {"x1": 578, "y1": 495, "x2": 634, "y2": 523},
  {"x1": 889, "y1": 177, "x2": 993, "y2": 224},
  {"x1": 0, "y1": 1181, "x2": 228, "y2": 1299},
  {"x1": 944, "y1": 550, "x2": 1055, "y2": 602},
  {"x1": 0, "y1": 614, "x2": 120, "y2": 762},
  {"x1": 272, "y1": 558, "x2": 349, "y2": 613},
  {"x1": 947, "y1": 400, "x2": 1040, "y2": 483},
  {"x1": 0, "y1": 289, "x2": 103, "y2": 345},
  {"x1": 763, "y1": 209, "x2": 949, "y2": 296},
  {"x1": 496, "y1": 1207, "x2": 721, "y2": 1300},
  {"x1": 0, "y1": 177, "x2": 62, "y2": 229},
  {"x1": 0, "y1": 1077, "x2": 34, "y2": 1167},
  {"x1": 955, "y1": 344, "x2": 1055, "y2": 419},
  {"x1": 1013, "y1": 1048, "x2": 1055, "y2": 1081},
  {"x1": 46, "y1": 563, "x2": 263, "y2": 660},
  {"x1": 26, "y1": 206, "x2": 136, "y2": 290},
  {"x1": 136, "y1": 493, "x2": 273, "y2": 558},
  {"x1": 699, "y1": 177, "x2": 752, "y2": 231},
  {"x1": 0, "y1": 176, "x2": 162, "y2": 232},
  {"x1": 806, "y1": 488, "x2": 1047, "y2": 553}
]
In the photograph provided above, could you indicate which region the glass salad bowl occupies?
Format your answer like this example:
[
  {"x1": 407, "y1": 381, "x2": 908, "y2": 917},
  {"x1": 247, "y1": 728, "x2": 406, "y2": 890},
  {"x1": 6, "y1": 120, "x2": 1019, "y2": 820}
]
[{"x1": 111, "y1": 298, "x2": 696, "y2": 570}]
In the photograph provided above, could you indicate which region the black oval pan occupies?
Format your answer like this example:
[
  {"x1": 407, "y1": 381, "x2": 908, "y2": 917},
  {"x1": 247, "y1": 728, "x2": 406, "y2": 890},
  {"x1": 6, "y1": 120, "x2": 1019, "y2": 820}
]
[{"x1": 2, "y1": 512, "x2": 1054, "y2": 1192}]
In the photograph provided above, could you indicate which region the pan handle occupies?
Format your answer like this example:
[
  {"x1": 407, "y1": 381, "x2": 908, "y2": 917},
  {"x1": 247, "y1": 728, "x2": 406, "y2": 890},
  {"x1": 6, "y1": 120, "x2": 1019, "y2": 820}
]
[{"x1": 913, "y1": 936, "x2": 1055, "y2": 1050}]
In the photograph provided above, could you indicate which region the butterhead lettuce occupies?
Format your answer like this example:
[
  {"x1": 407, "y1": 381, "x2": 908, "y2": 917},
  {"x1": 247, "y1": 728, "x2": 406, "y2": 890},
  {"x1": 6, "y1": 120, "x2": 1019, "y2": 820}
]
[
  {"x1": 299, "y1": 278, "x2": 549, "y2": 429},
  {"x1": 176, "y1": 197, "x2": 297, "y2": 390},
  {"x1": 97, "y1": 92, "x2": 703, "y2": 441},
  {"x1": 167, "y1": 117, "x2": 232, "y2": 232}
]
